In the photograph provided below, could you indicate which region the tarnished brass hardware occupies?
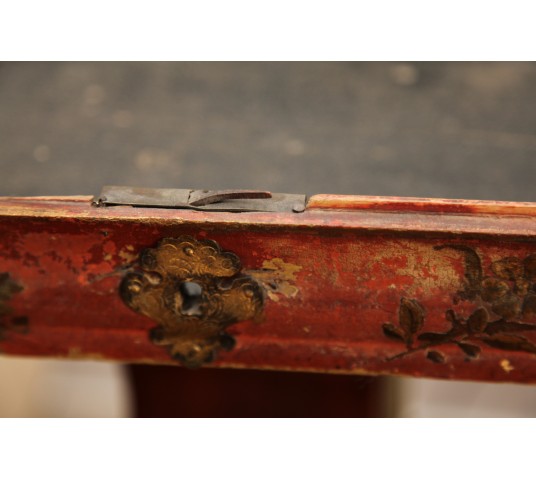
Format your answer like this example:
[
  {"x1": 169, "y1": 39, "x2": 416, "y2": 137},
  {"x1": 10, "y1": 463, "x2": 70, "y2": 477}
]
[
  {"x1": 120, "y1": 236, "x2": 264, "y2": 367},
  {"x1": 93, "y1": 186, "x2": 306, "y2": 213}
]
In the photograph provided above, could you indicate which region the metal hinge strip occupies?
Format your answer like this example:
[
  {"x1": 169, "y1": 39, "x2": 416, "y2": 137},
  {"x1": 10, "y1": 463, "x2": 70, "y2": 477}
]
[{"x1": 92, "y1": 186, "x2": 306, "y2": 213}]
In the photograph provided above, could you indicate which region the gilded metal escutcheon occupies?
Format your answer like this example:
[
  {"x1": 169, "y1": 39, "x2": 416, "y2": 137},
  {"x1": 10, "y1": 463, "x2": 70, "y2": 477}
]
[{"x1": 120, "y1": 236, "x2": 264, "y2": 367}]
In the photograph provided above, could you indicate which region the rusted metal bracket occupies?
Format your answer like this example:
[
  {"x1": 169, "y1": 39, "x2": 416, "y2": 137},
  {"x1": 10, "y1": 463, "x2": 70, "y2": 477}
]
[{"x1": 93, "y1": 186, "x2": 306, "y2": 213}]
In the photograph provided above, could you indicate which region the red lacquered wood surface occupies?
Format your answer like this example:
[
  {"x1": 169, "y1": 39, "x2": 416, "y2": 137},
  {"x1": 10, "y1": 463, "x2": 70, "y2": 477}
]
[
  {"x1": 1, "y1": 194, "x2": 536, "y2": 383},
  {"x1": 308, "y1": 194, "x2": 536, "y2": 216}
]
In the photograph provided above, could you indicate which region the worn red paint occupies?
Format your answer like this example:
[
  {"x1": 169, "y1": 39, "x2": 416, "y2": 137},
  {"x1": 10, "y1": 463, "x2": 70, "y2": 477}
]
[
  {"x1": 0, "y1": 195, "x2": 536, "y2": 383},
  {"x1": 308, "y1": 194, "x2": 536, "y2": 216}
]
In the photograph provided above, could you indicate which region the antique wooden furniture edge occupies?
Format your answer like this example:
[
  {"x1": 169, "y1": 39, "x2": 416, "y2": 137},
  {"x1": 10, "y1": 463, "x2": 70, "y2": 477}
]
[{"x1": 1, "y1": 189, "x2": 536, "y2": 383}]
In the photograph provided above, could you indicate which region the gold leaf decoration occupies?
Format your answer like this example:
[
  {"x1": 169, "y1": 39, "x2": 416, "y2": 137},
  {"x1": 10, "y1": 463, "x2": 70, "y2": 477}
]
[
  {"x1": 384, "y1": 247, "x2": 536, "y2": 364},
  {"x1": 121, "y1": 236, "x2": 264, "y2": 367}
]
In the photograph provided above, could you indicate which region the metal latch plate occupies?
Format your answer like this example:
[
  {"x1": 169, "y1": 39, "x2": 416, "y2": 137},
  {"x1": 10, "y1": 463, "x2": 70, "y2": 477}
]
[{"x1": 93, "y1": 186, "x2": 306, "y2": 213}]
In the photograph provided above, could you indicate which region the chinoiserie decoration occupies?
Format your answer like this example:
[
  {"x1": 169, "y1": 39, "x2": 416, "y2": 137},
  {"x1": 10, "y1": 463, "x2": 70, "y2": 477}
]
[{"x1": 120, "y1": 236, "x2": 264, "y2": 367}]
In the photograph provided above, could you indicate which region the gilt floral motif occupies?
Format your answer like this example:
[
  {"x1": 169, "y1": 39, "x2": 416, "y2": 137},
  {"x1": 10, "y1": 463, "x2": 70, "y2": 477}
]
[{"x1": 383, "y1": 246, "x2": 536, "y2": 363}]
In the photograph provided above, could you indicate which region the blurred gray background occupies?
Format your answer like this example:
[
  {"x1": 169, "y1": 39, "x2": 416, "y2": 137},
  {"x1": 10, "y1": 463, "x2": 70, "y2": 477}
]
[
  {"x1": 1, "y1": 62, "x2": 536, "y2": 417},
  {"x1": 2, "y1": 62, "x2": 536, "y2": 200}
]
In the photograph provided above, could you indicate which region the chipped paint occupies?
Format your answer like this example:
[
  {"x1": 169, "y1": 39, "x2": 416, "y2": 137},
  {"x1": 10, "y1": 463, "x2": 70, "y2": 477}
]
[
  {"x1": 500, "y1": 359, "x2": 514, "y2": 373},
  {"x1": 118, "y1": 245, "x2": 137, "y2": 263},
  {"x1": 351, "y1": 240, "x2": 461, "y2": 297},
  {"x1": 249, "y1": 258, "x2": 302, "y2": 302}
]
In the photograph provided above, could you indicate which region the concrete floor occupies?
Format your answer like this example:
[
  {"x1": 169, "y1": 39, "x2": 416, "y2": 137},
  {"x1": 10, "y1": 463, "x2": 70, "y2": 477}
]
[
  {"x1": 2, "y1": 62, "x2": 536, "y2": 200},
  {"x1": 1, "y1": 62, "x2": 536, "y2": 416}
]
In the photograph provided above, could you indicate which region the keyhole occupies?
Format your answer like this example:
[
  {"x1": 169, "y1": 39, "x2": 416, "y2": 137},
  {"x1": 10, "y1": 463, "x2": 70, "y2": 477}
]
[{"x1": 179, "y1": 281, "x2": 203, "y2": 316}]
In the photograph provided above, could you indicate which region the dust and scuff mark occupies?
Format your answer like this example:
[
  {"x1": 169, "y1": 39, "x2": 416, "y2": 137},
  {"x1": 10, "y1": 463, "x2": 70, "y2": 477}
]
[
  {"x1": 330, "y1": 240, "x2": 461, "y2": 305},
  {"x1": 500, "y1": 359, "x2": 514, "y2": 373},
  {"x1": 94, "y1": 241, "x2": 136, "y2": 264},
  {"x1": 364, "y1": 240, "x2": 460, "y2": 297},
  {"x1": 248, "y1": 258, "x2": 302, "y2": 302}
]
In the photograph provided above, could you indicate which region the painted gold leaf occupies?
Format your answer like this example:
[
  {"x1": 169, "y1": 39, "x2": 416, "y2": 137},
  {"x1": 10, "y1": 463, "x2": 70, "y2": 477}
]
[
  {"x1": 467, "y1": 308, "x2": 488, "y2": 333},
  {"x1": 382, "y1": 323, "x2": 404, "y2": 341},
  {"x1": 399, "y1": 297, "x2": 424, "y2": 338},
  {"x1": 457, "y1": 342, "x2": 481, "y2": 358},
  {"x1": 481, "y1": 277, "x2": 509, "y2": 302},
  {"x1": 426, "y1": 350, "x2": 446, "y2": 363},
  {"x1": 483, "y1": 334, "x2": 536, "y2": 354}
]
